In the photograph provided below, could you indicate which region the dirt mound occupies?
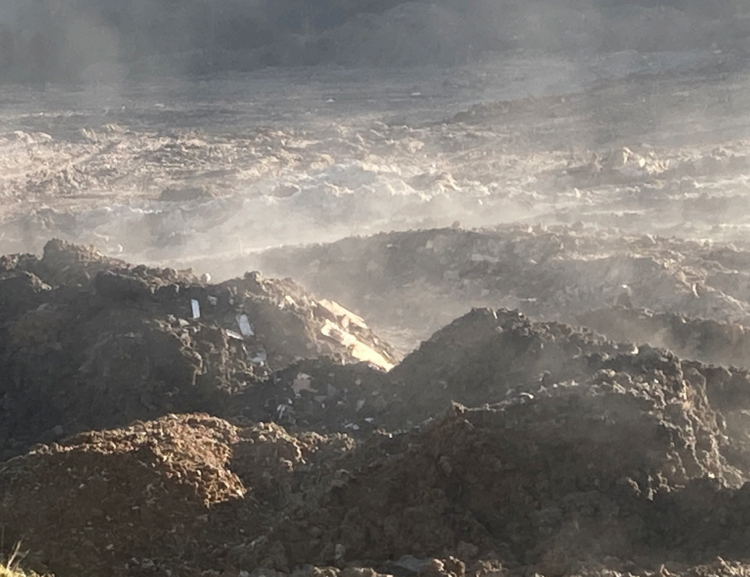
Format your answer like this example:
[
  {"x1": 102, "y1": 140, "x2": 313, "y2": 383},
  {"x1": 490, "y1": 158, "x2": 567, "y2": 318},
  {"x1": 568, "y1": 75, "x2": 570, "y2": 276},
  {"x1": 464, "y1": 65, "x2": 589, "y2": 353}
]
[
  {"x1": 0, "y1": 413, "x2": 357, "y2": 577},
  {"x1": 6, "y1": 396, "x2": 750, "y2": 577},
  {"x1": 389, "y1": 308, "x2": 618, "y2": 422},
  {"x1": 235, "y1": 310, "x2": 750, "y2": 572},
  {"x1": 7, "y1": 305, "x2": 750, "y2": 576},
  {"x1": 0, "y1": 414, "x2": 249, "y2": 577},
  {"x1": 0, "y1": 240, "x2": 397, "y2": 459},
  {"x1": 578, "y1": 306, "x2": 750, "y2": 369},
  {"x1": 385, "y1": 308, "x2": 750, "y2": 468},
  {"x1": 256, "y1": 226, "x2": 750, "y2": 351},
  {"x1": 239, "y1": 376, "x2": 741, "y2": 575}
]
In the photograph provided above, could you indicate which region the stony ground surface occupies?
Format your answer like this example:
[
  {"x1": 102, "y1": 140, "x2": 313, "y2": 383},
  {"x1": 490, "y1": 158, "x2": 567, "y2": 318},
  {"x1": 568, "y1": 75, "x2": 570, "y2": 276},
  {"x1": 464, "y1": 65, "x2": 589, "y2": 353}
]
[{"x1": 2, "y1": 47, "x2": 750, "y2": 265}]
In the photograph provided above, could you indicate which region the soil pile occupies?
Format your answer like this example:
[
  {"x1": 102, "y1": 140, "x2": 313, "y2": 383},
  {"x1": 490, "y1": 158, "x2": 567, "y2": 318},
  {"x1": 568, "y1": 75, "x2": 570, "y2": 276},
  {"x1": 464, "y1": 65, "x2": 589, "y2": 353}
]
[
  {"x1": 0, "y1": 239, "x2": 397, "y2": 459},
  {"x1": 256, "y1": 226, "x2": 750, "y2": 351},
  {"x1": 386, "y1": 308, "x2": 750, "y2": 470},
  {"x1": 388, "y1": 308, "x2": 616, "y2": 422},
  {"x1": 0, "y1": 415, "x2": 249, "y2": 577},
  {"x1": 7, "y1": 241, "x2": 750, "y2": 576},
  {"x1": 6, "y1": 302, "x2": 750, "y2": 576},
  {"x1": 579, "y1": 306, "x2": 750, "y2": 369},
  {"x1": 0, "y1": 413, "x2": 354, "y2": 577},
  {"x1": 232, "y1": 374, "x2": 745, "y2": 575}
]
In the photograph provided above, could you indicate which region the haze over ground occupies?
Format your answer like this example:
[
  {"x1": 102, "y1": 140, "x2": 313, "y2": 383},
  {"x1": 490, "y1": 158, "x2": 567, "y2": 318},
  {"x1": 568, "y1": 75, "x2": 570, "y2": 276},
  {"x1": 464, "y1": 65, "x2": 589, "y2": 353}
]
[
  {"x1": 1, "y1": 0, "x2": 748, "y2": 83},
  {"x1": 7, "y1": 2, "x2": 750, "y2": 577}
]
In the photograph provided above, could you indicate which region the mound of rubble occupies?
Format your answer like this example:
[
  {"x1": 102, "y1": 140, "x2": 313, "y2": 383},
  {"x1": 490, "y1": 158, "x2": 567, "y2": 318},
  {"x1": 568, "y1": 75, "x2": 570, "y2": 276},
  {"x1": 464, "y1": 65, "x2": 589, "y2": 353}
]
[
  {"x1": 255, "y1": 226, "x2": 750, "y2": 350},
  {"x1": 8, "y1": 240, "x2": 750, "y2": 576},
  {"x1": 0, "y1": 413, "x2": 357, "y2": 577},
  {"x1": 8, "y1": 327, "x2": 750, "y2": 575},
  {"x1": 0, "y1": 415, "x2": 249, "y2": 577},
  {"x1": 0, "y1": 239, "x2": 397, "y2": 460},
  {"x1": 578, "y1": 306, "x2": 750, "y2": 369},
  {"x1": 243, "y1": 384, "x2": 739, "y2": 575}
]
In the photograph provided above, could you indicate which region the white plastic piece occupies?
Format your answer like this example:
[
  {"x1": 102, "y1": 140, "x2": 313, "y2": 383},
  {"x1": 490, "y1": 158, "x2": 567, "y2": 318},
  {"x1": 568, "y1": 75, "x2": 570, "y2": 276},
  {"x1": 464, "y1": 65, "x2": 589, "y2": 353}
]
[
  {"x1": 191, "y1": 299, "x2": 201, "y2": 319},
  {"x1": 237, "y1": 314, "x2": 254, "y2": 337},
  {"x1": 292, "y1": 373, "x2": 313, "y2": 394},
  {"x1": 252, "y1": 348, "x2": 268, "y2": 364}
]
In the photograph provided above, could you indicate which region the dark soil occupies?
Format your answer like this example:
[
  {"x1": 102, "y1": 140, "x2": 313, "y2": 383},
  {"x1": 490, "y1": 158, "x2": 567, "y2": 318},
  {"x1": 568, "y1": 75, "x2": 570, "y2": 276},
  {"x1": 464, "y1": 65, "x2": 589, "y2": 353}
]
[
  {"x1": 6, "y1": 239, "x2": 750, "y2": 577},
  {"x1": 578, "y1": 306, "x2": 750, "y2": 369},
  {"x1": 255, "y1": 225, "x2": 750, "y2": 350},
  {"x1": 0, "y1": 239, "x2": 397, "y2": 460}
]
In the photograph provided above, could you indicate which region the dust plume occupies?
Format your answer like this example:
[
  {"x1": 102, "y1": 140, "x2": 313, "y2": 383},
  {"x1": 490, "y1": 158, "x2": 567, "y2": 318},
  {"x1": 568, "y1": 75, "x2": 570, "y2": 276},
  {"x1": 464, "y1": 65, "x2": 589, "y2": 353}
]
[{"x1": 0, "y1": 0, "x2": 749, "y2": 339}]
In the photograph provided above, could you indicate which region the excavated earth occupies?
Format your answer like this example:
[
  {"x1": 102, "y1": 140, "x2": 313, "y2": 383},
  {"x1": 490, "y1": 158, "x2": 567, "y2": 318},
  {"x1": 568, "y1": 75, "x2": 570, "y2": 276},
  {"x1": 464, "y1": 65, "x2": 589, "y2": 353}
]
[
  {"x1": 254, "y1": 225, "x2": 750, "y2": 352},
  {"x1": 7, "y1": 9, "x2": 750, "y2": 576},
  {"x1": 0, "y1": 239, "x2": 397, "y2": 461},
  {"x1": 6, "y1": 241, "x2": 750, "y2": 577}
]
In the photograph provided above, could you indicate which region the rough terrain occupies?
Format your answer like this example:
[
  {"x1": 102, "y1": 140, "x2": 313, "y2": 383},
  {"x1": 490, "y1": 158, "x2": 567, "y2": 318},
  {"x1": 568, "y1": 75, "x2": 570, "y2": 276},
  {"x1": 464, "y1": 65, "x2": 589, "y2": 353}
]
[
  {"x1": 5, "y1": 3, "x2": 750, "y2": 576},
  {"x1": 0, "y1": 239, "x2": 397, "y2": 460},
  {"x1": 5, "y1": 238, "x2": 750, "y2": 577},
  {"x1": 8, "y1": 293, "x2": 750, "y2": 577}
]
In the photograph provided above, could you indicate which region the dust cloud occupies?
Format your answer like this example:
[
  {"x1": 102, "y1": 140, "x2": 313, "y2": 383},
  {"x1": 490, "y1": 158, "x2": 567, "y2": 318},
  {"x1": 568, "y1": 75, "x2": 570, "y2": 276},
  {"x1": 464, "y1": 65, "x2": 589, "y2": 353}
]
[{"x1": 6, "y1": 3, "x2": 750, "y2": 577}]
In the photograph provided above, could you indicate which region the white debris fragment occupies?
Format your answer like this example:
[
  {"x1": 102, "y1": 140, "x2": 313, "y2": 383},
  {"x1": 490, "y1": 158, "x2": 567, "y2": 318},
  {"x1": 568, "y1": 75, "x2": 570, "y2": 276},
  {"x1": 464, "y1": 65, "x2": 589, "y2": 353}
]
[
  {"x1": 191, "y1": 299, "x2": 201, "y2": 319},
  {"x1": 320, "y1": 320, "x2": 394, "y2": 371},
  {"x1": 292, "y1": 373, "x2": 314, "y2": 394},
  {"x1": 319, "y1": 299, "x2": 368, "y2": 329},
  {"x1": 236, "y1": 314, "x2": 254, "y2": 337},
  {"x1": 470, "y1": 253, "x2": 499, "y2": 263},
  {"x1": 252, "y1": 348, "x2": 268, "y2": 364},
  {"x1": 225, "y1": 329, "x2": 244, "y2": 341}
]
